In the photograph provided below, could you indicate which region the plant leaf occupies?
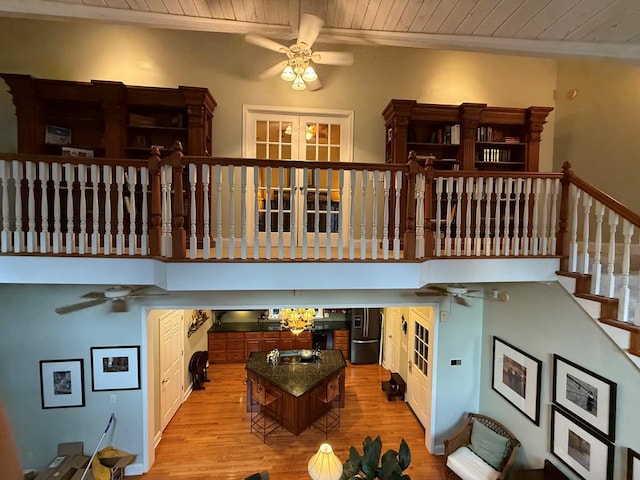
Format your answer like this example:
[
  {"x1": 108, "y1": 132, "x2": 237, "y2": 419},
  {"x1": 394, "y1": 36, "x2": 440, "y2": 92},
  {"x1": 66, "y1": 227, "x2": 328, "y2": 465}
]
[{"x1": 398, "y1": 439, "x2": 411, "y2": 470}]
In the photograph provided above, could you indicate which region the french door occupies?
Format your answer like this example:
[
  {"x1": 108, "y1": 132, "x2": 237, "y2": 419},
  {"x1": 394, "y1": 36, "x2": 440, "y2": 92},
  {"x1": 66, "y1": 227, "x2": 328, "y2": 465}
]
[
  {"x1": 406, "y1": 307, "x2": 435, "y2": 451},
  {"x1": 243, "y1": 107, "x2": 353, "y2": 249}
]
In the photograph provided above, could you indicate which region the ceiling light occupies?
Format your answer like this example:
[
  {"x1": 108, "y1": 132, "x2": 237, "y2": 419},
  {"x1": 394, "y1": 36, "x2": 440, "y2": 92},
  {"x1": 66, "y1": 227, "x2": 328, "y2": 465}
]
[
  {"x1": 302, "y1": 65, "x2": 318, "y2": 82},
  {"x1": 280, "y1": 65, "x2": 295, "y2": 81},
  {"x1": 292, "y1": 75, "x2": 307, "y2": 91}
]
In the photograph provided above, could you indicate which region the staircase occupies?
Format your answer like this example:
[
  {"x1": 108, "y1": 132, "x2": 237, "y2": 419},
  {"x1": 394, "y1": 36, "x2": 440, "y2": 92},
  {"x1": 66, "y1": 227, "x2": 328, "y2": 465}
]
[{"x1": 557, "y1": 270, "x2": 640, "y2": 369}]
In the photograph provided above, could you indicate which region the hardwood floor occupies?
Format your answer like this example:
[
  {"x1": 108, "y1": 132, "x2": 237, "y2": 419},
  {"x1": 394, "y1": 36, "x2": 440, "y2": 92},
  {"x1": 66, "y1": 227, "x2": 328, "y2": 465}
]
[{"x1": 131, "y1": 362, "x2": 446, "y2": 479}]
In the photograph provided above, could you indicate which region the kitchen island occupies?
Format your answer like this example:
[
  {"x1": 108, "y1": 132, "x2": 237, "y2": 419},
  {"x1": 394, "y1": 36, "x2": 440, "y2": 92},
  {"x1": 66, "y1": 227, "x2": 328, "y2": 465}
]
[{"x1": 245, "y1": 349, "x2": 346, "y2": 435}]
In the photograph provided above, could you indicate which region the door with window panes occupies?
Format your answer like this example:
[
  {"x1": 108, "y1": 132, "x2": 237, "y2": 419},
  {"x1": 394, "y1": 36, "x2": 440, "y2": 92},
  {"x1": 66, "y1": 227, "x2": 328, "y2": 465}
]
[{"x1": 244, "y1": 110, "x2": 352, "y2": 249}]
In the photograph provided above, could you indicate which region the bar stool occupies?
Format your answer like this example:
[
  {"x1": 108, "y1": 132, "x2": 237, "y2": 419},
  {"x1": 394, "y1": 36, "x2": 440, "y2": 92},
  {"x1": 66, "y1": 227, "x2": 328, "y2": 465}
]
[
  {"x1": 312, "y1": 374, "x2": 341, "y2": 438},
  {"x1": 250, "y1": 378, "x2": 281, "y2": 443}
]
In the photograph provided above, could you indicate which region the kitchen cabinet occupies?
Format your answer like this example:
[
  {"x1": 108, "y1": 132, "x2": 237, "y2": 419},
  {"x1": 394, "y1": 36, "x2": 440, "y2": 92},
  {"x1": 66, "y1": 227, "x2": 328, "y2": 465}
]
[
  {"x1": 333, "y1": 329, "x2": 350, "y2": 360},
  {"x1": 208, "y1": 332, "x2": 246, "y2": 364},
  {"x1": 208, "y1": 330, "x2": 313, "y2": 363}
]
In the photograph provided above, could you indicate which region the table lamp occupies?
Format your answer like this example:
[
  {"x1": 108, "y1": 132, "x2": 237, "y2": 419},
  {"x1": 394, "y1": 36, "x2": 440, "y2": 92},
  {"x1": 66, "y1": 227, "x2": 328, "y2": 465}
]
[{"x1": 307, "y1": 442, "x2": 343, "y2": 480}]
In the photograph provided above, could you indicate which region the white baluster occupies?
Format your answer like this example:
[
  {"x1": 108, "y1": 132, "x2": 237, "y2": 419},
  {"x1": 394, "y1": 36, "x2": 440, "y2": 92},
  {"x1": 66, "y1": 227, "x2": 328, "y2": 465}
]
[
  {"x1": 502, "y1": 178, "x2": 513, "y2": 256},
  {"x1": 360, "y1": 170, "x2": 368, "y2": 260},
  {"x1": 140, "y1": 167, "x2": 148, "y2": 255},
  {"x1": 38, "y1": 162, "x2": 50, "y2": 254},
  {"x1": 314, "y1": 168, "x2": 321, "y2": 260},
  {"x1": 454, "y1": 176, "x2": 464, "y2": 256},
  {"x1": 201, "y1": 164, "x2": 211, "y2": 259},
  {"x1": 160, "y1": 164, "x2": 170, "y2": 257},
  {"x1": 189, "y1": 164, "x2": 198, "y2": 259},
  {"x1": 0, "y1": 161, "x2": 11, "y2": 252},
  {"x1": 253, "y1": 167, "x2": 260, "y2": 260},
  {"x1": 540, "y1": 178, "x2": 551, "y2": 255},
  {"x1": 215, "y1": 164, "x2": 223, "y2": 259},
  {"x1": 289, "y1": 166, "x2": 296, "y2": 259},
  {"x1": 265, "y1": 166, "x2": 272, "y2": 259},
  {"x1": 349, "y1": 169, "x2": 356, "y2": 260},
  {"x1": 228, "y1": 165, "x2": 236, "y2": 260},
  {"x1": 569, "y1": 185, "x2": 581, "y2": 272},
  {"x1": 605, "y1": 210, "x2": 619, "y2": 298},
  {"x1": 464, "y1": 177, "x2": 473, "y2": 256},
  {"x1": 473, "y1": 177, "x2": 483, "y2": 257},
  {"x1": 521, "y1": 178, "x2": 532, "y2": 256},
  {"x1": 382, "y1": 170, "x2": 390, "y2": 260},
  {"x1": 326, "y1": 168, "x2": 334, "y2": 260},
  {"x1": 64, "y1": 163, "x2": 74, "y2": 254},
  {"x1": 393, "y1": 171, "x2": 401, "y2": 260},
  {"x1": 550, "y1": 178, "x2": 560, "y2": 255},
  {"x1": 619, "y1": 220, "x2": 634, "y2": 322},
  {"x1": 277, "y1": 167, "x2": 284, "y2": 260},
  {"x1": 337, "y1": 169, "x2": 345, "y2": 260},
  {"x1": 52, "y1": 163, "x2": 62, "y2": 254},
  {"x1": 414, "y1": 172, "x2": 425, "y2": 259},
  {"x1": 531, "y1": 178, "x2": 541, "y2": 256},
  {"x1": 445, "y1": 176, "x2": 454, "y2": 257},
  {"x1": 493, "y1": 177, "x2": 503, "y2": 256},
  {"x1": 483, "y1": 177, "x2": 493, "y2": 256},
  {"x1": 12, "y1": 161, "x2": 24, "y2": 253},
  {"x1": 581, "y1": 193, "x2": 593, "y2": 274},
  {"x1": 77, "y1": 164, "x2": 87, "y2": 254},
  {"x1": 591, "y1": 202, "x2": 605, "y2": 295},
  {"x1": 434, "y1": 177, "x2": 443, "y2": 257},
  {"x1": 512, "y1": 178, "x2": 523, "y2": 256},
  {"x1": 24, "y1": 161, "x2": 36, "y2": 252},
  {"x1": 302, "y1": 167, "x2": 310, "y2": 260},
  {"x1": 115, "y1": 165, "x2": 125, "y2": 255},
  {"x1": 91, "y1": 165, "x2": 100, "y2": 255},
  {"x1": 240, "y1": 166, "x2": 247, "y2": 259}
]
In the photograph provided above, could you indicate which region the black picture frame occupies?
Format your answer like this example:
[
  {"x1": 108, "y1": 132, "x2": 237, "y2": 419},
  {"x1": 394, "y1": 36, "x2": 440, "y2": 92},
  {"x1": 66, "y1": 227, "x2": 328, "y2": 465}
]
[
  {"x1": 551, "y1": 405, "x2": 614, "y2": 480},
  {"x1": 91, "y1": 346, "x2": 141, "y2": 391},
  {"x1": 629, "y1": 448, "x2": 640, "y2": 480},
  {"x1": 39, "y1": 359, "x2": 85, "y2": 409},
  {"x1": 491, "y1": 336, "x2": 542, "y2": 425},
  {"x1": 552, "y1": 354, "x2": 617, "y2": 442}
]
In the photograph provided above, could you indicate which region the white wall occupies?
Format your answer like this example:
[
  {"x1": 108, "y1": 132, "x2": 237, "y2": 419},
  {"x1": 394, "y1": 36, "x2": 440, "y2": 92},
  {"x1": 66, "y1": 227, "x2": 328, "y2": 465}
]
[{"x1": 480, "y1": 282, "x2": 640, "y2": 479}]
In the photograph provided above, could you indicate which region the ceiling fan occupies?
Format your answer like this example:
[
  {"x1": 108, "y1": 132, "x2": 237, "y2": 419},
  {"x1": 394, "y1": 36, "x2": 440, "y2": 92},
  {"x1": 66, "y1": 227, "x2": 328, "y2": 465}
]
[
  {"x1": 55, "y1": 285, "x2": 168, "y2": 315},
  {"x1": 245, "y1": 13, "x2": 354, "y2": 91},
  {"x1": 415, "y1": 283, "x2": 509, "y2": 307}
]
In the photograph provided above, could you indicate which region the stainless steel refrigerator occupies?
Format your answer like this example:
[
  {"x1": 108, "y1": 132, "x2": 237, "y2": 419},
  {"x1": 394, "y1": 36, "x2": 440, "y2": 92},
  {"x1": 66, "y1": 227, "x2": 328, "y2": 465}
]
[{"x1": 349, "y1": 308, "x2": 382, "y2": 364}]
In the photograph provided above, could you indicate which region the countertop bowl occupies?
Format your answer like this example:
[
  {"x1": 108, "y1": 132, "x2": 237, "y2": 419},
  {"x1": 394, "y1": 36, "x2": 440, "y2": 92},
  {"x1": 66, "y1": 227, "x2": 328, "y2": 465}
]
[{"x1": 300, "y1": 349, "x2": 313, "y2": 361}]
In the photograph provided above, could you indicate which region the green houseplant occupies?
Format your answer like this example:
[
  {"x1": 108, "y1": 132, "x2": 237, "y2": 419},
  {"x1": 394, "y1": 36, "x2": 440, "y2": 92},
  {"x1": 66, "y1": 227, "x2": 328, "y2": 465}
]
[{"x1": 340, "y1": 435, "x2": 411, "y2": 480}]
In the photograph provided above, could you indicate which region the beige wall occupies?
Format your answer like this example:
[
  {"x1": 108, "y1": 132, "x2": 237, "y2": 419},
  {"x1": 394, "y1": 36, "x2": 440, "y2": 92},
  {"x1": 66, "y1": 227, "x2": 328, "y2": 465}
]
[
  {"x1": 554, "y1": 58, "x2": 640, "y2": 211},
  {"x1": 0, "y1": 17, "x2": 556, "y2": 170}
]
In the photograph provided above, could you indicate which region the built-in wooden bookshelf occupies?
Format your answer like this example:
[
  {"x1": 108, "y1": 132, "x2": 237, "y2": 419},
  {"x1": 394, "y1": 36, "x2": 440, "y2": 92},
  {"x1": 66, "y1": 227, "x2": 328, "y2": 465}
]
[{"x1": 0, "y1": 73, "x2": 217, "y2": 159}]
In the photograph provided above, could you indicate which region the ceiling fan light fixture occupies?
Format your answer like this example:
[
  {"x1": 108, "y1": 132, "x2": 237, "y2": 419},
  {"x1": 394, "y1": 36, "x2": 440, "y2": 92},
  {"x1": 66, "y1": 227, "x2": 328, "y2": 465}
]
[
  {"x1": 302, "y1": 65, "x2": 317, "y2": 82},
  {"x1": 280, "y1": 65, "x2": 295, "y2": 81},
  {"x1": 292, "y1": 75, "x2": 307, "y2": 90}
]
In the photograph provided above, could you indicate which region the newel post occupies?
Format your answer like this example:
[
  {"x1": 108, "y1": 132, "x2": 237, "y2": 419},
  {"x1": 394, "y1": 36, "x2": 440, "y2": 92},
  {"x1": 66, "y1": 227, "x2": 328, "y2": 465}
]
[
  {"x1": 558, "y1": 161, "x2": 572, "y2": 271},
  {"x1": 403, "y1": 151, "x2": 422, "y2": 260},
  {"x1": 423, "y1": 156, "x2": 435, "y2": 257},
  {"x1": 147, "y1": 147, "x2": 162, "y2": 256},
  {"x1": 168, "y1": 141, "x2": 187, "y2": 259}
]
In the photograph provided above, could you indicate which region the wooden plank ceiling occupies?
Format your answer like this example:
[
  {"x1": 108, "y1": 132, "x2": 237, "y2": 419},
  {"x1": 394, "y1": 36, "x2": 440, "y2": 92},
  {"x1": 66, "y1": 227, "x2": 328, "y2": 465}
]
[{"x1": 3, "y1": 0, "x2": 640, "y2": 60}]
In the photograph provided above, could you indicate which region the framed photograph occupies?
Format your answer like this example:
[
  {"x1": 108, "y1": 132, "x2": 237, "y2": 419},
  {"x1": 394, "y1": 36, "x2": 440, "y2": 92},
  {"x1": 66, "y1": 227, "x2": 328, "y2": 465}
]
[
  {"x1": 551, "y1": 404, "x2": 614, "y2": 480},
  {"x1": 39, "y1": 359, "x2": 85, "y2": 409},
  {"x1": 553, "y1": 354, "x2": 616, "y2": 441},
  {"x1": 45, "y1": 124, "x2": 72, "y2": 145},
  {"x1": 491, "y1": 336, "x2": 542, "y2": 425},
  {"x1": 628, "y1": 448, "x2": 640, "y2": 480},
  {"x1": 91, "y1": 346, "x2": 140, "y2": 391}
]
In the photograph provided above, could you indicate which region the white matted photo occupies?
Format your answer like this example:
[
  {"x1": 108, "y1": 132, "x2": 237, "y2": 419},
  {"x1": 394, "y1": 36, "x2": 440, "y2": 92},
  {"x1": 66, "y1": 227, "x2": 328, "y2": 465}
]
[
  {"x1": 491, "y1": 336, "x2": 542, "y2": 425},
  {"x1": 91, "y1": 346, "x2": 140, "y2": 391},
  {"x1": 39, "y1": 359, "x2": 85, "y2": 409},
  {"x1": 551, "y1": 405, "x2": 613, "y2": 480},
  {"x1": 553, "y1": 354, "x2": 616, "y2": 442}
]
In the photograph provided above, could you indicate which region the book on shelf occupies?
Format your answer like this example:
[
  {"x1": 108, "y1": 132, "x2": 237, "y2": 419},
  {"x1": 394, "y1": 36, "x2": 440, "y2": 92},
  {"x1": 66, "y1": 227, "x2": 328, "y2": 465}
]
[
  {"x1": 479, "y1": 148, "x2": 511, "y2": 163},
  {"x1": 504, "y1": 136, "x2": 520, "y2": 143}
]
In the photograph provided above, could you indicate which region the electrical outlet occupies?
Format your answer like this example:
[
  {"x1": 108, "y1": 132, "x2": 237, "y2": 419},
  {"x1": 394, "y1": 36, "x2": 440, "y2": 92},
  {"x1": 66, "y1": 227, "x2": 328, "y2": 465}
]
[
  {"x1": 110, "y1": 394, "x2": 117, "y2": 404},
  {"x1": 440, "y1": 310, "x2": 449, "y2": 322},
  {"x1": 450, "y1": 359, "x2": 462, "y2": 366}
]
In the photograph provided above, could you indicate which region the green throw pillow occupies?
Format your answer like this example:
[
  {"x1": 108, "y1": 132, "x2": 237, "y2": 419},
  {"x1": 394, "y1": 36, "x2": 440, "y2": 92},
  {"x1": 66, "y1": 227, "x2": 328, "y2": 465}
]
[{"x1": 469, "y1": 418, "x2": 510, "y2": 470}]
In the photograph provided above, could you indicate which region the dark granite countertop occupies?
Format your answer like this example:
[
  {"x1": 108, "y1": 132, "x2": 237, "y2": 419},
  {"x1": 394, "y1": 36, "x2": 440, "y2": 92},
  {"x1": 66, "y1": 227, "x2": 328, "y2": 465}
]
[
  {"x1": 209, "y1": 321, "x2": 349, "y2": 333},
  {"x1": 245, "y1": 349, "x2": 346, "y2": 397}
]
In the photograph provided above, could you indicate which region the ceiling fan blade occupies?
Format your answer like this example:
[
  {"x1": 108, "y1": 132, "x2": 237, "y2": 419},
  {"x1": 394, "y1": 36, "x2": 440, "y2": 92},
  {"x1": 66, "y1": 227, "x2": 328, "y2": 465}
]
[
  {"x1": 258, "y1": 60, "x2": 289, "y2": 79},
  {"x1": 245, "y1": 34, "x2": 290, "y2": 54},
  {"x1": 297, "y1": 13, "x2": 323, "y2": 48},
  {"x1": 311, "y1": 51, "x2": 354, "y2": 66},
  {"x1": 454, "y1": 296, "x2": 470, "y2": 307},
  {"x1": 81, "y1": 291, "x2": 106, "y2": 299},
  {"x1": 307, "y1": 77, "x2": 323, "y2": 91},
  {"x1": 111, "y1": 298, "x2": 128, "y2": 313},
  {"x1": 55, "y1": 298, "x2": 108, "y2": 315},
  {"x1": 415, "y1": 290, "x2": 445, "y2": 297}
]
